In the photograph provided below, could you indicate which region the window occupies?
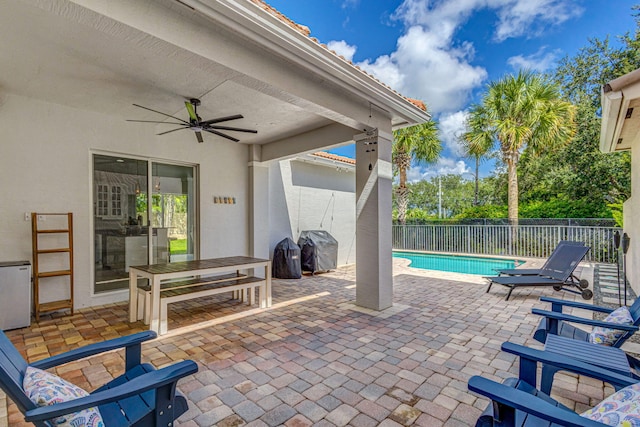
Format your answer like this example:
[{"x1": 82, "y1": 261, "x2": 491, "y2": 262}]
[
  {"x1": 96, "y1": 185, "x2": 109, "y2": 216},
  {"x1": 110, "y1": 185, "x2": 122, "y2": 217}
]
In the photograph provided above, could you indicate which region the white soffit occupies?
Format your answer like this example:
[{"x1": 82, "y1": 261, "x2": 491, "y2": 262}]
[
  {"x1": 0, "y1": 0, "x2": 427, "y2": 146},
  {"x1": 601, "y1": 83, "x2": 640, "y2": 153},
  {"x1": 0, "y1": 0, "x2": 337, "y2": 144}
]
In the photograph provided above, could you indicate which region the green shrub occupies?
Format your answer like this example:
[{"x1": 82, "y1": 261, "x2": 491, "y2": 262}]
[
  {"x1": 456, "y1": 205, "x2": 508, "y2": 219},
  {"x1": 455, "y1": 198, "x2": 612, "y2": 219}
]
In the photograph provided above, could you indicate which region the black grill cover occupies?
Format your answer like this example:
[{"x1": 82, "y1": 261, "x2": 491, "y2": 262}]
[
  {"x1": 272, "y1": 238, "x2": 302, "y2": 279},
  {"x1": 298, "y1": 230, "x2": 338, "y2": 274}
]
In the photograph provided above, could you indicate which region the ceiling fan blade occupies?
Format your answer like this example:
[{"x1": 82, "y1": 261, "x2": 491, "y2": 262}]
[
  {"x1": 132, "y1": 104, "x2": 190, "y2": 124},
  {"x1": 200, "y1": 114, "x2": 244, "y2": 126},
  {"x1": 205, "y1": 125, "x2": 257, "y2": 134},
  {"x1": 195, "y1": 131, "x2": 204, "y2": 143},
  {"x1": 156, "y1": 127, "x2": 188, "y2": 136},
  {"x1": 126, "y1": 120, "x2": 186, "y2": 125},
  {"x1": 185, "y1": 101, "x2": 198, "y2": 122},
  {"x1": 204, "y1": 129, "x2": 240, "y2": 142}
]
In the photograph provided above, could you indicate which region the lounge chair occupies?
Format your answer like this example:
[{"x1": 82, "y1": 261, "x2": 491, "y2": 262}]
[
  {"x1": 485, "y1": 244, "x2": 591, "y2": 301},
  {"x1": 532, "y1": 295, "x2": 640, "y2": 348},
  {"x1": 0, "y1": 329, "x2": 198, "y2": 427},
  {"x1": 468, "y1": 341, "x2": 638, "y2": 427},
  {"x1": 496, "y1": 240, "x2": 588, "y2": 288}
]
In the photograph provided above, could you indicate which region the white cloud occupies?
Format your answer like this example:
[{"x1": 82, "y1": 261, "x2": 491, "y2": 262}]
[
  {"x1": 392, "y1": 0, "x2": 582, "y2": 42},
  {"x1": 341, "y1": 0, "x2": 360, "y2": 9},
  {"x1": 327, "y1": 40, "x2": 357, "y2": 62},
  {"x1": 494, "y1": 0, "x2": 583, "y2": 42},
  {"x1": 438, "y1": 111, "x2": 469, "y2": 156},
  {"x1": 406, "y1": 165, "x2": 428, "y2": 183},
  {"x1": 405, "y1": 157, "x2": 471, "y2": 183},
  {"x1": 358, "y1": 26, "x2": 486, "y2": 113},
  {"x1": 507, "y1": 46, "x2": 562, "y2": 72},
  {"x1": 436, "y1": 158, "x2": 471, "y2": 175},
  {"x1": 346, "y1": 0, "x2": 582, "y2": 114}
]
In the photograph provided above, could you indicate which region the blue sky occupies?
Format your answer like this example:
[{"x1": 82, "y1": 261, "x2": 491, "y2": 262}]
[{"x1": 266, "y1": 0, "x2": 637, "y2": 181}]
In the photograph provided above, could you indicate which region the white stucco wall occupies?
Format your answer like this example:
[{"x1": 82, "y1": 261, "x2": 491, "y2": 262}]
[
  {"x1": 269, "y1": 158, "x2": 356, "y2": 266},
  {"x1": 0, "y1": 93, "x2": 251, "y2": 309}
]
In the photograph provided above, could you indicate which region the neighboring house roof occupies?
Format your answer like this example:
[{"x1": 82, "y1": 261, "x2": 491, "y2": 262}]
[
  {"x1": 311, "y1": 152, "x2": 356, "y2": 165},
  {"x1": 253, "y1": 0, "x2": 427, "y2": 114},
  {"x1": 600, "y1": 67, "x2": 640, "y2": 153}
]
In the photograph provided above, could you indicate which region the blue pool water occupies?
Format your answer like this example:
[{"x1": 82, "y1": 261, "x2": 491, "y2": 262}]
[{"x1": 393, "y1": 251, "x2": 522, "y2": 276}]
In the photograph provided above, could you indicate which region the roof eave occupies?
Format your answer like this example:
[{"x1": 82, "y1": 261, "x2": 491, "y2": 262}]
[
  {"x1": 182, "y1": 0, "x2": 430, "y2": 127},
  {"x1": 600, "y1": 88, "x2": 624, "y2": 153},
  {"x1": 298, "y1": 153, "x2": 356, "y2": 170}
]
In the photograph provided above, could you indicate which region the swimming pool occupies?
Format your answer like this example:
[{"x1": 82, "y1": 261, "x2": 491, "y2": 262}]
[{"x1": 393, "y1": 251, "x2": 523, "y2": 276}]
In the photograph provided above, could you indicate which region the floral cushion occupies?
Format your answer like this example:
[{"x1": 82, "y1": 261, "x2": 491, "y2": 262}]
[
  {"x1": 23, "y1": 366, "x2": 104, "y2": 427},
  {"x1": 582, "y1": 382, "x2": 640, "y2": 426},
  {"x1": 589, "y1": 306, "x2": 634, "y2": 346}
]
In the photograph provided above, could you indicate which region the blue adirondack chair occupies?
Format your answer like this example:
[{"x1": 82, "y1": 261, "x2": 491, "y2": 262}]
[
  {"x1": 468, "y1": 341, "x2": 638, "y2": 427},
  {"x1": 0, "y1": 329, "x2": 198, "y2": 427},
  {"x1": 532, "y1": 296, "x2": 640, "y2": 348}
]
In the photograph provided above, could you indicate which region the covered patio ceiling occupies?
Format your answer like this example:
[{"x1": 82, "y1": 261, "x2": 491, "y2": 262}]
[{"x1": 0, "y1": 0, "x2": 427, "y2": 151}]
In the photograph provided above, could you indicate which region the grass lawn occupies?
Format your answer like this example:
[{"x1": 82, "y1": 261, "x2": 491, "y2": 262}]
[{"x1": 170, "y1": 239, "x2": 187, "y2": 255}]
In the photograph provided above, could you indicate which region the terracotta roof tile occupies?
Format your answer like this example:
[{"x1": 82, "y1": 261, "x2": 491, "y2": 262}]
[
  {"x1": 253, "y1": 0, "x2": 427, "y2": 113},
  {"x1": 311, "y1": 151, "x2": 356, "y2": 165},
  {"x1": 249, "y1": 0, "x2": 310, "y2": 36}
]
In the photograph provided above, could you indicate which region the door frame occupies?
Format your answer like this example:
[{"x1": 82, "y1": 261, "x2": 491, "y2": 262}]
[{"x1": 90, "y1": 150, "x2": 200, "y2": 297}]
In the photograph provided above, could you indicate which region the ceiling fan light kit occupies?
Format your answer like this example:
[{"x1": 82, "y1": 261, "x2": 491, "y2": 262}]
[{"x1": 127, "y1": 98, "x2": 257, "y2": 143}]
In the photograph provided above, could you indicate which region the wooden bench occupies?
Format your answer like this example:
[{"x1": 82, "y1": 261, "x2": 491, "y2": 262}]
[
  {"x1": 128, "y1": 256, "x2": 271, "y2": 335},
  {"x1": 159, "y1": 276, "x2": 265, "y2": 334},
  {"x1": 136, "y1": 272, "x2": 252, "y2": 324}
]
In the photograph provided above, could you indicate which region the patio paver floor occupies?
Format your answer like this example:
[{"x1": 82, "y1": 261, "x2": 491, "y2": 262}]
[{"x1": 3, "y1": 260, "x2": 611, "y2": 426}]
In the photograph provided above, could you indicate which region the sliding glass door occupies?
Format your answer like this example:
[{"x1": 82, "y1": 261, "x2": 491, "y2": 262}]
[
  {"x1": 151, "y1": 163, "x2": 196, "y2": 263},
  {"x1": 93, "y1": 154, "x2": 197, "y2": 293}
]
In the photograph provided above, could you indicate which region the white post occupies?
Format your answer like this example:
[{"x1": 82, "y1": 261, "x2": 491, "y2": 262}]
[
  {"x1": 248, "y1": 145, "x2": 270, "y2": 277},
  {"x1": 355, "y1": 128, "x2": 393, "y2": 310}
]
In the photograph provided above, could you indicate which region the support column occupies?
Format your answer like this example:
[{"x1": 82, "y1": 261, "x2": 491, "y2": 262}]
[
  {"x1": 355, "y1": 128, "x2": 393, "y2": 310},
  {"x1": 248, "y1": 145, "x2": 270, "y2": 262}
]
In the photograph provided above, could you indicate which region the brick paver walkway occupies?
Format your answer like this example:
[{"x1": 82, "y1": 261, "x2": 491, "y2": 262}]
[{"x1": 3, "y1": 260, "x2": 609, "y2": 426}]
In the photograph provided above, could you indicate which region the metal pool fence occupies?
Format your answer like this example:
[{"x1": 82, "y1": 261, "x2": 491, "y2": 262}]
[{"x1": 392, "y1": 222, "x2": 620, "y2": 263}]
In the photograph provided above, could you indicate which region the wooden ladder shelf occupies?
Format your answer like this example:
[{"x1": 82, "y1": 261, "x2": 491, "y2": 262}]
[{"x1": 31, "y1": 213, "x2": 74, "y2": 320}]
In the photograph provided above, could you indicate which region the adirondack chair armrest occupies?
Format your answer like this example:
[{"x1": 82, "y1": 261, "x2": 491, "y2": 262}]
[
  {"x1": 531, "y1": 309, "x2": 639, "y2": 332},
  {"x1": 501, "y1": 342, "x2": 637, "y2": 390},
  {"x1": 539, "y1": 297, "x2": 613, "y2": 314},
  {"x1": 625, "y1": 353, "x2": 640, "y2": 378},
  {"x1": 468, "y1": 376, "x2": 606, "y2": 427},
  {"x1": 24, "y1": 359, "x2": 197, "y2": 423},
  {"x1": 31, "y1": 331, "x2": 157, "y2": 371}
]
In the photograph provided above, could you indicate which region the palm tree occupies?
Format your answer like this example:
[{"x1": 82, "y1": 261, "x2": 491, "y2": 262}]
[
  {"x1": 467, "y1": 71, "x2": 576, "y2": 221},
  {"x1": 461, "y1": 111, "x2": 495, "y2": 206},
  {"x1": 393, "y1": 121, "x2": 441, "y2": 224}
]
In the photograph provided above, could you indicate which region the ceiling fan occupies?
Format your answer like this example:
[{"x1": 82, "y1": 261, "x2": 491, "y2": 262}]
[{"x1": 127, "y1": 98, "x2": 257, "y2": 143}]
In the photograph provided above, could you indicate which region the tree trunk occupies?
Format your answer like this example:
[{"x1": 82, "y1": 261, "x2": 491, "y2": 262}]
[
  {"x1": 506, "y1": 150, "x2": 519, "y2": 254},
  {"x1": 474, "y1": 156, "x2": 479, "y2": 206},
  {"x1": 506, "y1": 151, "x2": 519, "y2": 222},
  {"x1": 396, "y1": 186, "x2": 409, "y2": 225},
  {"x1": 396, "y1": 153, "x2": 411, "y2": 225}
]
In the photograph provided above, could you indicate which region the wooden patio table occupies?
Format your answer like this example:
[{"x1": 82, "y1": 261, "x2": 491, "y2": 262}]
[{"x1": 128, "y1": 256, "x2": 271, "y2": 335}]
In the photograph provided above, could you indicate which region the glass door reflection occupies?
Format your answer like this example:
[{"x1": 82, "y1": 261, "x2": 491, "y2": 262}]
[
  {"x1": 93, "y1": 156, "x2": 197, "y2": 294},
  {"x1": 151, "y1": 163, "x2": 196, "y2": 263},
  {"x1": 93, "y1": 155, "x2": 148, "y2": 293}
]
